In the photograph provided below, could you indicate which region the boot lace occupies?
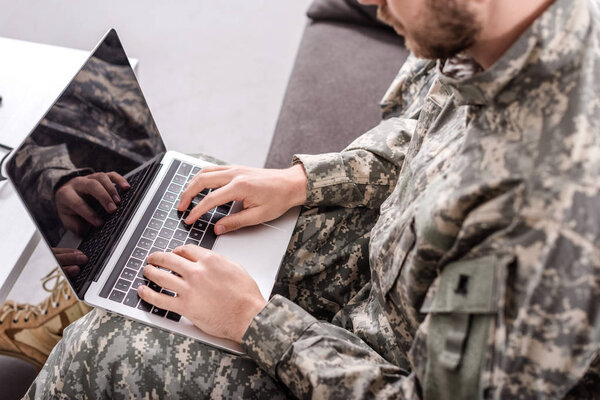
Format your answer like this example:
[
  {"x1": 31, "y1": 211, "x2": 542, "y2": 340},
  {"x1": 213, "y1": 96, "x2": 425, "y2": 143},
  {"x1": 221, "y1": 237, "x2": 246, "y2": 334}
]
[{"x1": 0, "y1": 267, "x2": 72, "y2": 324}]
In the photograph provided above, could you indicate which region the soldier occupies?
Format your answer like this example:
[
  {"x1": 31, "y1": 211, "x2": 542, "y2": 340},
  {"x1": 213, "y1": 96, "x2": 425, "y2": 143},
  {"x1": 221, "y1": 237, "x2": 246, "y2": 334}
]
[{"x1": 19, "y1": 0, "x2": 600, "y2": 398}]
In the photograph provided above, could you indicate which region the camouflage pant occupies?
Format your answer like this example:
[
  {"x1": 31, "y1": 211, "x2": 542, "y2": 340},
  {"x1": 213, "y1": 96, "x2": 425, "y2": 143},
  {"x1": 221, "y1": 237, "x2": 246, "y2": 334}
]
[{"x1": 25, "y1": 204, "x2": 379, "y2": 399}]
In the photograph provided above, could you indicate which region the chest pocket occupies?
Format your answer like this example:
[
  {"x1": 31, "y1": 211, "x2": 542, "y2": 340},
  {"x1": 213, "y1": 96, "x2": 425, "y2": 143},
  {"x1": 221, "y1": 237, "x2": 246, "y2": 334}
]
[{"x1": 419, "y1": 255, "x2": 506, "y2": 400}]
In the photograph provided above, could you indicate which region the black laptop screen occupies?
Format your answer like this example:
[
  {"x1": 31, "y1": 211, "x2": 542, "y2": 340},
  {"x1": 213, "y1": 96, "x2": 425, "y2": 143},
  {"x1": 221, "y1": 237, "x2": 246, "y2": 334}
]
[{"x1": 7, "y1": 29, "x2": 166, "y2": 294}]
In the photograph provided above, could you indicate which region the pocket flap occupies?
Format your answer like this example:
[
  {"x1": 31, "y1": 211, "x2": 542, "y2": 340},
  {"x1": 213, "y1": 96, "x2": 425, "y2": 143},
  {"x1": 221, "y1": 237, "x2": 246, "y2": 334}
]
[{"x1": 420, "y1": 255, "x2": 499, "y2": 314}]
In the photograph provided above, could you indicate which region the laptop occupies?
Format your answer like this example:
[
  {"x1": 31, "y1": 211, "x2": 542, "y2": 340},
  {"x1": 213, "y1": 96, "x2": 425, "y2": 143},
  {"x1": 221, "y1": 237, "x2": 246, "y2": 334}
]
[{"x1": 3, "y1": 29, "x2": 300, "y2": 354}]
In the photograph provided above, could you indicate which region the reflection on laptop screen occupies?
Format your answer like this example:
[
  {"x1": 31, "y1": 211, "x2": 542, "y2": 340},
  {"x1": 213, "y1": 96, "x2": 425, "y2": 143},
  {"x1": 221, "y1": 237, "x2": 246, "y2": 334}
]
[{"x1": 7, "y1": 30, "x2": 166, "y2": 296}]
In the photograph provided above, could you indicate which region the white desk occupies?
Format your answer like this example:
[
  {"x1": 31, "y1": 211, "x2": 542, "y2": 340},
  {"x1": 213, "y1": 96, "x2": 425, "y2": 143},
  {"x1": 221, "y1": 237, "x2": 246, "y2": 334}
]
[{"x1": 0, "y1": 37, "x2": 137, "y2": 303}]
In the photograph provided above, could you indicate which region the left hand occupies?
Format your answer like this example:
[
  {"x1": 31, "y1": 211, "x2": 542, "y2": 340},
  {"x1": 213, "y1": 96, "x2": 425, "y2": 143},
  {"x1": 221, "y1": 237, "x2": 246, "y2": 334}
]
[{"x1": 138, "y1": 245, "x2": 267, "y2": 343}]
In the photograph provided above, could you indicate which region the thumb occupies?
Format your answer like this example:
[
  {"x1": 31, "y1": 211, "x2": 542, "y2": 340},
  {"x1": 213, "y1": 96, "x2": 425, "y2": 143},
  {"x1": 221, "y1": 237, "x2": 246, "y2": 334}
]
[{"x1": 214, "y1": 207, "x2": 264, "y2": 235}]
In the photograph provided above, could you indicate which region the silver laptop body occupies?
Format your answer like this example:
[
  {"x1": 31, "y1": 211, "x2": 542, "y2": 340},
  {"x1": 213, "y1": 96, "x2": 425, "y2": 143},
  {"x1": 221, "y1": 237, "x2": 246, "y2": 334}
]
[{"x1": 4, "y1": 29, "x2": 299, "y2": 354}]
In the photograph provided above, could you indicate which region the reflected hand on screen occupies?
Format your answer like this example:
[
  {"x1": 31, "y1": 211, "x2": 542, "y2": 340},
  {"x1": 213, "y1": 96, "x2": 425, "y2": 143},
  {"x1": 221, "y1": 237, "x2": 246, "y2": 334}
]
[
  {"x1": 52, "y1": 247, "x2": 88, "y2": 277},
  {"x1": 55, "y1": 171, "x2": 130, "y2": 236}
]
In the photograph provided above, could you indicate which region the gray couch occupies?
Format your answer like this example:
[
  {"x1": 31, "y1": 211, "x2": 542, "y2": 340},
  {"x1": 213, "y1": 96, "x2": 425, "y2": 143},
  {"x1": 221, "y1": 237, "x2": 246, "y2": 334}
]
[{"x1": 3, "y1": 1, "x2": 408, "y2": 398}]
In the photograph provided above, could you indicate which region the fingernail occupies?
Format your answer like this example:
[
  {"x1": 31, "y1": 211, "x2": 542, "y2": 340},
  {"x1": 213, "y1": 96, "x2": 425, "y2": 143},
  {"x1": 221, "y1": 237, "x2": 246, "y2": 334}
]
[
  {"x1": 108, "y1": 203, "x2": 117, "y2": 212},
  {"x1": 215, "y1": 225, "x2": 224, "y2": 235},
  {"x1": 113, "y1": 194, "x2": 121, "y2": 204},
  {"x1": 76, "y1": 254, "x2": 88, "y2": 264},
  {"x1": 138, "y1": 285, "x2": 144, "y2": 295}
]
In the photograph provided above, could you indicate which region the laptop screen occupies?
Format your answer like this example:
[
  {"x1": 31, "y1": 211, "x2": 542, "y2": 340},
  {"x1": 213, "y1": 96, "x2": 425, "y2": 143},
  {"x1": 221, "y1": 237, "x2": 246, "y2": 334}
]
[{"x1": 6, "y1": 29, "x2": 166, "y2": 294}]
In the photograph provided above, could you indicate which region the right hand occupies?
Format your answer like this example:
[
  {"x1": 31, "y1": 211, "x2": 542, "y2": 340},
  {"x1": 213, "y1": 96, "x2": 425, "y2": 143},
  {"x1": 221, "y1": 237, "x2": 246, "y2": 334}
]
[
  {"x1": 52, "y1": 247, "x2": 88, "y2": 277},
  {"x1": 177, "y1": 164, "x2": 307, "y2": 235},
  {"x1": 55, "y1": 171, "x2": 130, "y2": 236}
]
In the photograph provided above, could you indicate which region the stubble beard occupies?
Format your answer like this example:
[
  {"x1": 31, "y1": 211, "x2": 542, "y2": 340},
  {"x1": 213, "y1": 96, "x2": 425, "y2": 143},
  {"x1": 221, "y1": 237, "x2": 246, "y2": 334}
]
[{"x1": 377, "y1": 0, "x2": 482, "y2": 60}]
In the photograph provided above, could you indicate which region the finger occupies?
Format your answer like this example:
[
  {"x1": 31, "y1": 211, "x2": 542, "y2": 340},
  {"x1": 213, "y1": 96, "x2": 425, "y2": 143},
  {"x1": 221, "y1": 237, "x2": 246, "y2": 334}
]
[
  {"x1": 137, "y1": 285, "x2": 179, "y2": 312},
  {"x1": 64, "y1": 188, "x2": 103, "y2": 227},
  {"x1": 184, "y1": 184, "x2": 237, "y2": 225},
  {"x1": 172, "y1": 244, "x2": 211, "y2": 262},
  {"x1": 93, "y1": 173, "x2": 121, "y2": 204},
  {"x1": 79, "y1": 179, "x2": 117, "y2": 213},
  {"x1": 214, "y1": 207, "x2": 264, "y2": 235},
  {"x1": 55, "y1": 252, "x2": 88, "y2": 266},
  {"x1": 147, "y1": 251, "x2": 192, "y2": 278},
  {"x1": 178, "y1": 170, "x2": 233, "y2": 211},
  {"x1": 63, "y1": 265, "x2": 81, "y2": 277},
  {"x1": 107, "y1": 171, "x2": 130, "y2": 190},
  {"x1": 142, "y1": 265, "x2": 186, "y2": 293}
]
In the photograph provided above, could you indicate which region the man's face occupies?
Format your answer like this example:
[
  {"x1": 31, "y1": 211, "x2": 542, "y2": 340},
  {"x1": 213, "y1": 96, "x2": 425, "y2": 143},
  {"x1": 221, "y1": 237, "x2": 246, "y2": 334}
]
[{"x1": 364, "y1": 0, "x2": 482, "y2": 60}]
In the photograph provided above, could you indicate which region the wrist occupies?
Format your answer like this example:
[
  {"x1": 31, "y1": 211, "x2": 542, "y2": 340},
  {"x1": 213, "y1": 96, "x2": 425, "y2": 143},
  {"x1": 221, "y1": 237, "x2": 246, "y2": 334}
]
[
  {"x1": 234, "y1": 297, "x2": 267, "y2": 344},
  {"x1": 287, "y1": 164, "x2": 308, "y2": 207}
]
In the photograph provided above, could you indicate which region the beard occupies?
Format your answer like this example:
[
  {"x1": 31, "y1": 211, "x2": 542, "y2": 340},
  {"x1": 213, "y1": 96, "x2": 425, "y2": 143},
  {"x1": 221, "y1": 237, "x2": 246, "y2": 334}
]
[{"x1": 377, "y1": 0, "x2": 481, "y2": 60}]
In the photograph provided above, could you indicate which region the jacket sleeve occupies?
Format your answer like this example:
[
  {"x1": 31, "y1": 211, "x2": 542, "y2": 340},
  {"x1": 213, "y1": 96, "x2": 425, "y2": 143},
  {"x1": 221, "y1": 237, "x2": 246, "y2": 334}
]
[
  {"x1": 242, "y1": 295, "x2": 421, "y2": 399},
  {"x1": 293, "y1": 117, "x2": 416, "y2": 209}
]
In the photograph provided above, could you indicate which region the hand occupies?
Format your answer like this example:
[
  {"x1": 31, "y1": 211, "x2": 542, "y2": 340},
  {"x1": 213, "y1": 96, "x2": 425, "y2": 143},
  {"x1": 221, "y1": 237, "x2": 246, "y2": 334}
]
[
  {"x1": 177, "y1": 164, "x2": 307, "y2": 235},
  {"x1": 138, "y1": 245, "x2": 267, "y2": 343},
  {"x1": 52, "y1": 247, "x2": 88, "y2": 277},
  {"x1": 55, "y1": 172, "x2": 130, "y2": 236}
]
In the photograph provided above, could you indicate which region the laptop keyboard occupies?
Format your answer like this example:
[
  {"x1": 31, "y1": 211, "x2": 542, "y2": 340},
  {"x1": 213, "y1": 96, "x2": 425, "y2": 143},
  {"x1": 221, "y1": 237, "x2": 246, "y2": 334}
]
[
  {"x1": 75, "y1": 164, "x2": 151, "y2": 288},
  {"x1": 103, "y1": 161, "x2": 233, "y2": 322}
]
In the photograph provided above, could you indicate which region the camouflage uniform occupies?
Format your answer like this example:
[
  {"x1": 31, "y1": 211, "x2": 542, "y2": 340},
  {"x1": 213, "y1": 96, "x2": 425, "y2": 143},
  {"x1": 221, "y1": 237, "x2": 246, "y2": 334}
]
[{"x1": 26, "y1": 0, "x2": 600, "y2": 398}]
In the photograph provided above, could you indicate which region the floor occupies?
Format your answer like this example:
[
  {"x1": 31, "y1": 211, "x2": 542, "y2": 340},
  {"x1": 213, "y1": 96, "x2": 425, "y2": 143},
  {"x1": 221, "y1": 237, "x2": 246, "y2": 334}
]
[{"x1": 1, "y1": 0, "x2": 312, "y2": 304}]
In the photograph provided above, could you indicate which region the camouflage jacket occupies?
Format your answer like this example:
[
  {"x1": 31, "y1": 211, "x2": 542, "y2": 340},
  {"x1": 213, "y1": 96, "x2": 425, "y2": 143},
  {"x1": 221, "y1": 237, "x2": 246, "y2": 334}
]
[{"x1": 242, "y1": 0, "x2": 600, "y2": 398}]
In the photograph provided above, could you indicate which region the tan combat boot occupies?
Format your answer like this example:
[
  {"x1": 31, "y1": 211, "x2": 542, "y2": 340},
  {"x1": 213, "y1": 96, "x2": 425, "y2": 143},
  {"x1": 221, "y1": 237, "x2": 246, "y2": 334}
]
[{"x1": 0, "y1": 267, "x2": 92, "y2": 370}]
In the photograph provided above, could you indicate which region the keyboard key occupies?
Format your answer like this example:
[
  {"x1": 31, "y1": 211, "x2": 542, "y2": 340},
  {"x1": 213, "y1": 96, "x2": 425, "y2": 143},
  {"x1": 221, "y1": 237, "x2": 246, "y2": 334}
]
[
  {"x1": 109, "y1": 290, "x2": 126, "y2": 303},
  {"x1": 159, "y1": 227, "x2": 175, "y2": 239},
  {"x1": 173, "y1": 174, "x2": 186, "y2": 185},
  {"x1": 148, "y1": 218, "x2": 162, "y2": 230},
  {"x1": 173, "y1": 230, "x2": 188, "y2": 241},
  {"x1": 143, "y1": 228, "x2": 158, "y2": 240},
  {"x1": 211, "y1": 213, "x2": 226, "y2": 223},
  {"x1": 151, "y1": 307, "x2": 167, "y2": 317},
  {"x1": 185, "y1": 238, "x2": 199, "y2": 246},
  {"x1": 162, "y1": 289, "x2": 176, "y2": 297},
  {"x1": 192, "y1": 166, "x2": 201, "y2": 174},
  {"x1": 149, "y1": 281, "x2": 162, "y2": 292},
  {"x1": 127, "y1": 258, "x2": 142, "y2": 270},
  {"x1": 177, "y1": 163, "x2": 193, "y2": 176},
  {"x1": 168, "y1": 239, "x2": 184, "y2": 249},
  {"x1": 200, "y1": 229, "x2": 217, "y2": 249},
  {"x1": 193, "y1": 194, "x2": 205, "y2": 203},
  {"x1": 179, "y1": 219, "x2": 192, "y2": 230},
  {"x1": 168, "y1": 208, "x2": 180, "y2": 220},
  {"x1": 154, "y1": 237, "x2": 169, "y2": 249},
  {"x1": 132, "y1": 247, "x2": 148, "y2": 260},
  {"x1": 123, "y1": 289, "x2": 140, "y2": 308},
  {"x1": 158, "y1": 200, "x2": 173, "y2": 211},
  {"x1": 189, "y1": 229, "x2": 203, "y2": 241},
  {"x1": 166, "y1": 312, "x2": 181, "y2": 322},
  {"x1": 115, "y1": 279, "x2": 130, "y2": 292},
  {"x1": 137, "y1": 238, "x2": 153, "y2": 250},
  {"x1": 200, "y1": 188, "x2": 210, "y2": 195},
  {"x1": 168, "y1": 183, "x2": 182, "y2": 194},
  {"x1": 153, "y1": 209, "x2": 168, "y2": 221},
  {"x1": 163, "y1": 192, "x2": 177, "y2": 202},
  {"x1": 217, "y1": 204, "x2": 231, "y2": 214},
  {"x1": 138, "y1": 300, "x2": 153, "y2": 312},
  {"x1": 121, "y1": 268, "x2": 137, "y2": 281},
  {"x1": 199, "y1": 213, "x2": 212, "y2": 222},
  {"x1": 131, "y1": 278, "x2": 148, "y2": 290},
  {"x1": 137, "y1": 268, "x2": 145, "y2": 278},
  {"x1": 164, "y1": 219, "x2": 178, "y2": 229},
  {"x1": 194, "y1": 220, "x2": 208, "y2": 231},
  {"x1": 149, "y1": 247, "x2": 163, "y2": 257}
]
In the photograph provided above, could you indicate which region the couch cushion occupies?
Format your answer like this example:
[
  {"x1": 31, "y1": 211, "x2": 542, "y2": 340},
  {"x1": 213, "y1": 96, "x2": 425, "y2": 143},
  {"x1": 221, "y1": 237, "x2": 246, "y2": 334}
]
[
  {"x1": 264, "y1": 20, "x2": 408, "y2": 168},
  {"x1": 0, "y1": 355, "x2": 37, "y2": 400},
  {"x1": 307, "y1": 0, "x2": 387, "y2": 28}
]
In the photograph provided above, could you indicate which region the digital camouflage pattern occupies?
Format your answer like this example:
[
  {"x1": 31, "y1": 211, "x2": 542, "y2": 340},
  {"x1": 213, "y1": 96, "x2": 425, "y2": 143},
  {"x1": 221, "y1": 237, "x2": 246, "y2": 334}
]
[
  {"x1": 26, "y1": 0, "x2": 600, "y2": 398},
  {"x1": 245, "y1": 0, "x2": 600, "y2": 398}
]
